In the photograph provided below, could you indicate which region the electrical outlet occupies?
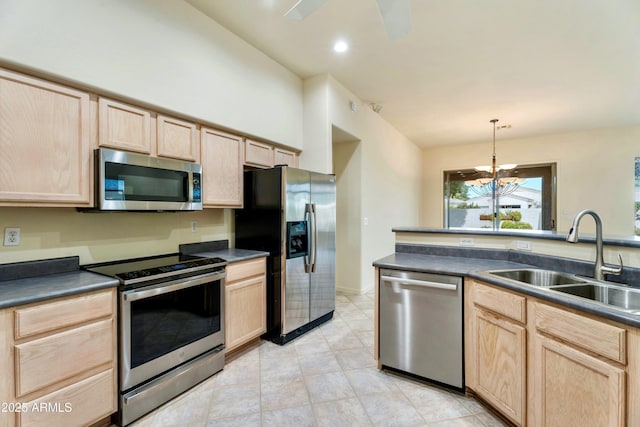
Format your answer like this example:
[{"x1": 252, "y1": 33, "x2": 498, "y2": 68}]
[
  {"x1": 516, "y1": 240, "x2": 532, "y2": 251},
  {"x1": 191, "y1": 221, "x2": 198, "y2": 232},
  {"x1": 4, "y1": 227, "x2": 20, "y2": 246},
  {"x1": 460, "y1": 237, "x2": 475, "y2": 247}
]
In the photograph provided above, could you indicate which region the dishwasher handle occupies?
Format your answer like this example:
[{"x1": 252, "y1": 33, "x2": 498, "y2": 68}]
[{"x1": 381, "y1": 275, "x2": 458, "y2": 291}]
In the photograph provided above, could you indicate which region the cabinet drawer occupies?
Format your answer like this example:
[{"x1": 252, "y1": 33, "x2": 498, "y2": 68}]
[
  {"x1": 534, "y1": 302, "x2": 626, "y2": 364},
  {"x1": 18, "y1": 369, "x2": 116, "y2": 427},
  {"x1": 15, "y1": 319, "x2": 113, "y2": 397},
  {"x1": 226, "y1": 258, "x2": 266, "y2": 283},
  {"x1": 474, "y1": 282, "x2": 526, "y2": 323},
  {"x1": 15, "y1": 290, "x2": 114, "y2": 340},
  {"x1": 244, "y1": 139, "x2": 273, "y2": 168}
]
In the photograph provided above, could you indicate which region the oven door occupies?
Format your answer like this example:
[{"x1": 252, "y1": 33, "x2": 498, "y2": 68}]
[{"x1": 120, "y1": 270, "x2": 224, "y2": 391}]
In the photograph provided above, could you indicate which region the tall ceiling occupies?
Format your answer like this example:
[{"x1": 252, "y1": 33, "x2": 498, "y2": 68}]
[{"x1": 186, "y1": 0, "x2": 640, "y2": 147}]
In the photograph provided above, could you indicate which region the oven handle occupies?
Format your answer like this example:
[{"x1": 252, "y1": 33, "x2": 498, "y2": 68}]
[{"x1": 123, "y1": 271, "x2": 226, "y2": 301}]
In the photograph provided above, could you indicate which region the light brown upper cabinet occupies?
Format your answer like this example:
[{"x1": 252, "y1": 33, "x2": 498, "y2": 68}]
[
  {"x1": 244, "y1": 138, "x2": 274, "y2": 168},
  {"x1": 274, "y1": 147, "x2": 299, "y2": 168},
  {"x1": 0, "y1": 68, "x2": 93, "y2": 207},
  {"x1": 201, "y1": 128, "x2": 243, "y2": 208},
  {"x1": 245, "y1": 138, "x2": 299, "y2": 169},
  {"x1": 99, "y1": 98, "x2": 200, "y2": 162},
  {"x1": 157, "y1": 114, "x2": 199, "y2": 162},
  {"x1": 98, "y1": 98, "x2": 152, "y2": 154}
]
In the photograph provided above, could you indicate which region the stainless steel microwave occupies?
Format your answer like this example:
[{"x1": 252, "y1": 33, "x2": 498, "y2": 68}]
[{"x1": 96, "y1": 148, "x2": 203, "y2": 211}]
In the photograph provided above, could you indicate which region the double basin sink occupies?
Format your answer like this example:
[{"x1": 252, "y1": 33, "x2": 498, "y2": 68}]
[{"x1": 485, "y1": 268, "x2": 640, "y2": 315}]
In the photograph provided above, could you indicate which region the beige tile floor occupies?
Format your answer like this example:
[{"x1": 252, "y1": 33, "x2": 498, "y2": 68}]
[{"x1": 131, "y1": 292, "x2": 508, "y2": 427}]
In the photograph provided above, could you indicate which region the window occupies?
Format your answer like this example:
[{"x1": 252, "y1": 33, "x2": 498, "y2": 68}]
[{"x1": 444, "y1": 163, "x2": 557, "y2": 231}]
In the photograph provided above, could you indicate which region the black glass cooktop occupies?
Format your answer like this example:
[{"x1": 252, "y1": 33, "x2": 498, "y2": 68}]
[{"x1": 83, "y1": 253, "x2": 226, "y2": 282}]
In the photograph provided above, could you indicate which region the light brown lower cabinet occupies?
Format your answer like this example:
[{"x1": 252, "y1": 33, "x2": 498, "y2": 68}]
[
  {"x1": 529, "y1": 301, "x2": 626, "y2": 427},
  {"x1": 225, "y1": 257, "x2": 267, "y2": 352},
  {"x1": 0, "y1": 288, "x2": 117, "y2": 427},
  {"x1": 465, "y1": 279, "x2": 637, "y2": 427},
  {"x1": 466, "y1": 280, "x2": 526, "y2": 426},
  {"x1": 473, "y1": 308, "x2": 526, "y2": 425}
]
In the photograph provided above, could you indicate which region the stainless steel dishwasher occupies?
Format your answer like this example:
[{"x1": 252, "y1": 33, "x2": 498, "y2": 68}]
[{"x1": 379, "y1": 268, "x2": 463, "y2": 390}]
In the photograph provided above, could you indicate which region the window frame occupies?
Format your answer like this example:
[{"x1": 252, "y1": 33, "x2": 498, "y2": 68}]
[{"x1": 443, "y1": 163, "x2": 557, "y2": 231}]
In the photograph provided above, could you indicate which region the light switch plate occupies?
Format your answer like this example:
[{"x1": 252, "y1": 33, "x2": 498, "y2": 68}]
[{"x1": 516, "y1": 240, "x2": 532, "y2": 251}]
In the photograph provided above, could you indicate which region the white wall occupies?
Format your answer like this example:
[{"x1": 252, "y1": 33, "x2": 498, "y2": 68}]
[
  {"x1": 333, "y1": 138, "x2": 362, "y2": 294},
  {"x1": 422, "y1": 125, "x2": 640, "y2": 235},
  {"x1": 0, "y1": 0, "x2": 306, "y2": 264},
  {"x1": 300, "y1": 75, "x2": 331, "y2": 173},
  {"x1": 0, "y1": 0, "x2": 303, "y2": 149},
  {"x1": 303, "y1": 75, "x2": 422, "y2": 293}
]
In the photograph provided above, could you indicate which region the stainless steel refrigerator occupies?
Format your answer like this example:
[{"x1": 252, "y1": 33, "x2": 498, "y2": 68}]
[{"x1": 235, "y1": 166, "x2": 336, "y2": 344}]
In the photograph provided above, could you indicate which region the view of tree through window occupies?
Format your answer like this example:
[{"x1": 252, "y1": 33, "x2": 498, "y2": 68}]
[{"x1": 444, "y1": 164, "x2": 556, "y2": 231}]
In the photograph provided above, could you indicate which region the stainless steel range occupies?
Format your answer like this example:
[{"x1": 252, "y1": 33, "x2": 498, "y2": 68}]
[{"x1": 84, "y1": 254, "x2": 226, "y2": 426}]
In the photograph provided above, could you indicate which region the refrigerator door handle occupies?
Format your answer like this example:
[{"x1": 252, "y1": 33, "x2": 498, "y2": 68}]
[
  {"x1": 310, "y1": 203, "x2": 317, "y2": 273},
  {"x1": 304, "y1": 204, "x2": 313, "y2": 273}
]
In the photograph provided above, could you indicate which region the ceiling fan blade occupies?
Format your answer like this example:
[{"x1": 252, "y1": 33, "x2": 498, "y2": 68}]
[
  {"x1": 284, "y1": 0, "x2": 328, "y2": 20},
  {"x1": 374, "y1": 0, "x2": 411, "y2": 40}
]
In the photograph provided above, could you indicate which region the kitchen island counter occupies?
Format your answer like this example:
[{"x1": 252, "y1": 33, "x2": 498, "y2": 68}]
[{"x1": 374, "y1": 249, "x2": 640, "y2": 328}]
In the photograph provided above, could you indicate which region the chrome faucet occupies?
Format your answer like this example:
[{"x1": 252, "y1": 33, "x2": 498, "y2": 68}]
[{"x1": 566, "y1": 209, "x2": 623, "y2": 281}]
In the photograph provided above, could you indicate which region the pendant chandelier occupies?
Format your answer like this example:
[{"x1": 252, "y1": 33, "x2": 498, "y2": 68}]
[{"x1": 465, "y1": 119, "x2": 523, "y2": 197}]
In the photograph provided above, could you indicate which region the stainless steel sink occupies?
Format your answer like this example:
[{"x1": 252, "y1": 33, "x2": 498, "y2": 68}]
[
  {"x1": 552, "y1": 283, "x2": 640, "y2": 312},
  {"x1": 485, "y1": 268, "x2": 640, "y2": 316},
  {"x1": 486, "y1": 269, "x2": 588, "y2": 287}
]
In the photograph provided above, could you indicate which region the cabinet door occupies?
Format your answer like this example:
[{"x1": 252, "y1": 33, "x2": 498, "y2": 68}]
[
  {"x1": 200, "y1": 128, "x2": 243, "y2": 208},
  {"x1": 531, "y1": 333, "x2": 625, "y2": 427},
  {"x1": 273, "y1": 147, "x2": 298, "y2": 167},
  {"x1": 474, "y1": 308, "x2": 526, "y2": 426},
  {"x1": 225, "y1": 275, "x2": 266, "y2": 352},
  {"x1": 157, "y1": 114, "x2": 199, "y2": 162},
  {"x1": 244, "y1": 139, "x2": 273, "y2": 168},
  {"x1": 0, "y1": 69, "x2": 92, "y2": 206},
  {"x1": 98, "y1": 98, "x2": 151, "y2": 154}
]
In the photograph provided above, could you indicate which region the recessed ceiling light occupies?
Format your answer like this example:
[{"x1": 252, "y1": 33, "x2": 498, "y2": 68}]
[{"x1": 333, "y1": 40, "x2": 348, "y2": 53}]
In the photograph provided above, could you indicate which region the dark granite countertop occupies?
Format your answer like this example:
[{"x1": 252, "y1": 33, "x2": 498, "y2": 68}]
[
  {"x1": 0, "y1": 256, "x2": 118, "y2": 310},
  {"x1": 374, "y1": 251, "x2": 640, "y2": 328},
  {"x1": 179, "y1": 240, "x2": 268, "y2": 263},
  {"x1": 193, "y1": 248, "x2": 269, "y2": 263},
  {"x1": 373, "y1": 252, "x2": 531, "y2": 276},
  {"x1": 392, "y1": 226, "x2": 640, "y2": 249},
  {"x1": 0, "y1": 243, "x2": 267, "y2": 310}
]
